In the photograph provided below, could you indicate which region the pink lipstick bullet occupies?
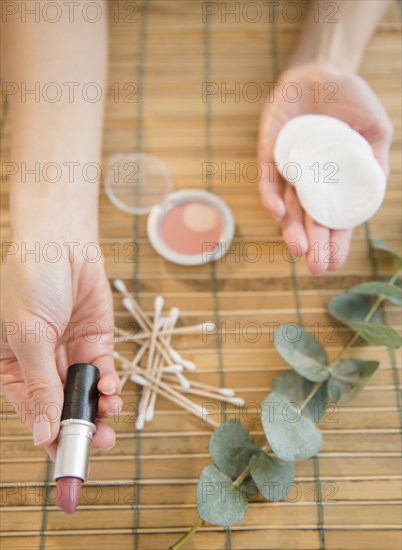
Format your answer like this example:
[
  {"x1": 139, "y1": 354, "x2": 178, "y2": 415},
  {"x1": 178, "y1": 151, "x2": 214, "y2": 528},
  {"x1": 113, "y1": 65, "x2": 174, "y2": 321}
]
[{"x1": 54, "y1": 363, "x2": 100, "y2": 514}]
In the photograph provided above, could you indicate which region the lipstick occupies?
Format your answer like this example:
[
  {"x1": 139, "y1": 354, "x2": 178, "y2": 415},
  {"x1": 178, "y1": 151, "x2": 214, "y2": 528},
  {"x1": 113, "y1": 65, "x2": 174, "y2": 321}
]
[{"x1": 54, "y1": 363, "x2": 100, "y2": 513}]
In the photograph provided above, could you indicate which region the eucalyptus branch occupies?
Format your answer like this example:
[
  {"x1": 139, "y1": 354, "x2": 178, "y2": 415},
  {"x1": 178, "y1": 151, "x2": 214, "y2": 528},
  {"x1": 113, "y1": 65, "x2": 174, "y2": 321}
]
[{"x1": 169, "y1": 263, "x2": 400, "y2": 550}]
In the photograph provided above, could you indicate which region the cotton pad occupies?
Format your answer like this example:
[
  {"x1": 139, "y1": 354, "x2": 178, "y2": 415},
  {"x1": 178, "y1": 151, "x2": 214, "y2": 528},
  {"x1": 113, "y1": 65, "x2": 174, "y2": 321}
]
[{"x1": 273, "y1": 115, "x2": 387, "y2": 229}]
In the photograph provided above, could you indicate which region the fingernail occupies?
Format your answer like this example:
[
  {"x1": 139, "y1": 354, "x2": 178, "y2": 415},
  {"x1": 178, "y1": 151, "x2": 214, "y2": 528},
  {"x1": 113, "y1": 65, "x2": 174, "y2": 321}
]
[
  {"x1": 102, "y1": 385, "x2": 117, "y2": 396},
  {"x1": 102, "y1": 377, "x2": 120, "y2": 395},
  {"x1": 33, "y1": 413, "x2": 51, "y2": 446}
]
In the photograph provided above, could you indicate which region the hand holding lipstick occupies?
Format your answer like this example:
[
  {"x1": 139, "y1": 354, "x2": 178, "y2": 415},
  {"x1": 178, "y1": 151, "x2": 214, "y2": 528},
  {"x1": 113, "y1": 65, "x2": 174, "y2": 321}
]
[{"x1": 0, "y1": 243, "x2": 123, "y2": 474}]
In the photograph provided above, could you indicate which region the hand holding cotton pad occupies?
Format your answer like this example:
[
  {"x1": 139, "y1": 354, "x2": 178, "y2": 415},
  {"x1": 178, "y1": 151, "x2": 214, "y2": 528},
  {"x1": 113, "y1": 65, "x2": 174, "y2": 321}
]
[{"x1": 274, "y1": 115, "x2": 387, "y2": 230}]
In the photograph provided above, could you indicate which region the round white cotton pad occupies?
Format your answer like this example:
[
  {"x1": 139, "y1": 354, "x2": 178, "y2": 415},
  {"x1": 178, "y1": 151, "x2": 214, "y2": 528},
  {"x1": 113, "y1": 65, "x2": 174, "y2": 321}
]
[
  {"x1": 295, "y1": 142, "x2": 386, "y2": 229},
  {"x1": 273, "y1": 115, "x2": 387, "y2": 229}
]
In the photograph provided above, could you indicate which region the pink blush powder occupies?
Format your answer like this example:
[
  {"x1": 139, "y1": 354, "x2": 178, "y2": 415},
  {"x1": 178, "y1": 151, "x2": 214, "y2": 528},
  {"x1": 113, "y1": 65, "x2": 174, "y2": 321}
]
[{"x1": 161, "y1": 202, "x2": 222, "y2": 255}]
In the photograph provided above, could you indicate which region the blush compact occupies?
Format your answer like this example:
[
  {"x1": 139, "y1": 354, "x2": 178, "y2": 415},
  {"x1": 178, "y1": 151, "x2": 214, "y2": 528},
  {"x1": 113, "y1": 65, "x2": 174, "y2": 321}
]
[{"x1": 104, "y1": 153, "x2": 235, "y2": 266}]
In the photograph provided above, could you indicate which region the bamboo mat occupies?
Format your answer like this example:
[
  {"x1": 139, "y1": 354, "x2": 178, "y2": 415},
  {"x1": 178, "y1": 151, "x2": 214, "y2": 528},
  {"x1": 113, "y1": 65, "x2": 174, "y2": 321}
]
[{"x1": 1, "y1": 1, "x2": 401, "y2": 549}]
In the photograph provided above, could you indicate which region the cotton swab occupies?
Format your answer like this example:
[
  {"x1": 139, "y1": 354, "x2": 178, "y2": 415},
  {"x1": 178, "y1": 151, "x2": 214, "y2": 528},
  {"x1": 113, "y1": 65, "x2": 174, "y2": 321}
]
[
  {"x1": 122, "y1": 297, "x2": 149, "y2": 332},
  {"x1": 161, "y1": 321, "x2": 217, "y2": 336},
  {"x1": 131, "y1": 322, "x2": 217, "y2": 340},
  {"x1": 175, "y1": 372, "x2": 191, "y2": 390},
  {"x1": 163, "y1": 375, "x2": 236, "y2": 397},
  {"x1": 167, "y1": 382, "x2": 245, "y2": 406},
  {"x1": 162, "y1": 364, "x2": 183, "y2": 374},
  {"x1": 115, "y1": 279, "x2": 155, "y2": 334},
  {"x1": 116, "y1": 363, "x2": 183, "y2": 377},
  {"x1": 137, "y1": 296, "x2": 164, "y2": 421},
  {"x1": 168, "y1": 348, "x2": 197, "y2": 371},
  {"x1": 146, "y1": 308, "x2": 180, "y2": 422}
]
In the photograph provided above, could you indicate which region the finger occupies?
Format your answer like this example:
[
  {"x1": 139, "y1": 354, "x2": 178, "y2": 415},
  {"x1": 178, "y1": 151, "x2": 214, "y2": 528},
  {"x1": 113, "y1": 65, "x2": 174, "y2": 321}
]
[
  {"x1": 259, "y1": 167, "x2": 286, "y2": 220},
  {"x1": 98, "y1": 374, "x2": 122, "y2": 396},
  {"x1": 0, "y1": 358, "x2": 35, "y2": 429},
  {"x1": 9, "y1": 334, "x2": 63, "y2": 447},
  {"x1": 92, "y1": 420, "x2": 116, "y2": 450},
  {"x1": 1, "y1": 356, "x2": 60, "y2": 464},
  {"x1": 327, "y1": 228, "x2": 353, "y2": 272},
  {"x1": 281, "y1": 184, "x2": 309, "y2": 256},
  {"x1": 304, "y1": 215, "x2": 331, "y2": 276},
  {"x1": 98, "y1": 394, "x2": 123, "y2": 418},
  {"x1": 362, "y1": 114, "x2": 393, "y2": 177}
]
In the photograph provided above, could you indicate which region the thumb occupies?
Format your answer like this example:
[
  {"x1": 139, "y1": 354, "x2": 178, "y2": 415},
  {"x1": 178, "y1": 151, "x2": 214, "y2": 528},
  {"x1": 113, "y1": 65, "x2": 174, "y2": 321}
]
[{"x1": 10, "y1": 335, "x2": 64, "y2": 447}]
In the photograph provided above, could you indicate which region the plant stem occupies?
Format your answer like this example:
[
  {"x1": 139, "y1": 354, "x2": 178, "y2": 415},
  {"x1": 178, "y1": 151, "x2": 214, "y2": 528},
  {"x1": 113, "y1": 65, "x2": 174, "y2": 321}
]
[
  {"x1": 233, "y1": 443, "x2": 271, "y2": 486},
  {"x1": 299, "y1": 382, "x2": 322, "y2": 409},
  {"x1": 168, "y1": 266, "x2": 400, "y2": 550},
  {"x1": 233, "y1": 466, "x2": 250, "y2": 486},
  {"x1": 169, "y1": 518, "x2": 204, "y2": 550}
]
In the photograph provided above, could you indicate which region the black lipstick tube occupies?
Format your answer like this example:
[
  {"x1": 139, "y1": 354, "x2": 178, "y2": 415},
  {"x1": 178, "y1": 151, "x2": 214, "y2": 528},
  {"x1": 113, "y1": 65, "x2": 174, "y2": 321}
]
[{"x1": 53, "y1": 363, "x2": 100, "y2": 482}]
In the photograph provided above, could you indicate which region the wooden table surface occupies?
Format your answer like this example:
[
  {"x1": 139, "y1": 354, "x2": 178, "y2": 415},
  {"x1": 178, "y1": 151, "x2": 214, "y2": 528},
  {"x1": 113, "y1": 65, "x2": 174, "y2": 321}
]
[{"x1": 1, "y1": 1, "x2": 401, "y2": 549}]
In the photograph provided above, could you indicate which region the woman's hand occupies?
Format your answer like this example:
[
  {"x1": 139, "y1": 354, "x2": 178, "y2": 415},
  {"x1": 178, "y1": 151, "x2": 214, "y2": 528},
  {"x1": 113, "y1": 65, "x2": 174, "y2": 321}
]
[
  {"x1": 0, "y1": 241, "x2": 122, "y2": 462},
  {"x1": 258, "y1": 63, "x2": 393, "y2": 275}
]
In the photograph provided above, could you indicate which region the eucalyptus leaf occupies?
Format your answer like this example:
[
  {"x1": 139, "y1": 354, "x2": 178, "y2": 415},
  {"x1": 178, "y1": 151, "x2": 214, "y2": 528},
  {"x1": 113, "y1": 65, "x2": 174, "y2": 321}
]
[
  {"x1": 370, "y1": 238, "x2": 402, "y2": 264},
  {"x1": 328, "y1": 359, "x2": 380, "y2": 403},
  {"x1": 274, "y1": 326, "x2": 329, "y2": 382},
  {"x1": 249, "y1": 451, "x2": 295, "y2": 502},
  {"x1": 328, "y1": 293, "x2": 379, "y2": 324},
  {"x1": 209, "y1": 420, "x2": 260, "y2": 479},
  {"x1": 271, "y1": 370, "x2": 328, "y2": 422},
  {"x1": 350, "y1": 282, "x2": 402, "y2": 305},
  {"x1": 347, "y1": 321, "x2": 402, "y2": 347},
  {"x1": 197, "y1": 464, "x2": 248, "y2": 526},
  {"x1": 261, "y1": 392, "x2": 323, "y2": 462}
]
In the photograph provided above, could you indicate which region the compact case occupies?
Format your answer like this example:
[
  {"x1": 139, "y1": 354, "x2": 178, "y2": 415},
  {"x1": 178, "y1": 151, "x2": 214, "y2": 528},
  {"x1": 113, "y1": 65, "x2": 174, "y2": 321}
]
[{"x1": 104, "y1": 153, "x2": 235, "y2": 266}]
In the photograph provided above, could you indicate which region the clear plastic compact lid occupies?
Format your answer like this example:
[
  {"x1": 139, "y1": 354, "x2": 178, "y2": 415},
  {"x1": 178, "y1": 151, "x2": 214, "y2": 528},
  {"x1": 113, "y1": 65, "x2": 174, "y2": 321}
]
[{"x1": 104, "y1": 153, "x2": 173, "y2": 215}]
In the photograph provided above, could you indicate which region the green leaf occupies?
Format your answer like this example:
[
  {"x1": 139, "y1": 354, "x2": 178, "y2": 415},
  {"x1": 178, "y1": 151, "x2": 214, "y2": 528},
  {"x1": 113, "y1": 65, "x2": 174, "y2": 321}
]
[
  {"x1": 209, "y1": 420, "x2": 260, "y2": 479},
  {"x1": 370, "y1": 238, "x2": 402, "y2": 264},
  {"x1": 328, "y1": 359, "x2": 380, "y2": 403},
  {"x1": 261, "y1": 392, "x2": 323, "y2": 462},
  {"x1": 350, "y1": 282, "x2": 402, "y2": 305},
  {"x1": 328, "y1": 293, "x2": 379, "y2": 324},
  {"x1": 197, "y1": 465, "x2": 248, "y2": 526},
  {"x1": 271, "y1": 370, "x2": 328, "y2": 422},
  {"x1": 347, "y1": 320, "x2": 402, "y2": 347},
  {"x1": 274, "y1": 325, "x2": 329, "y2": 382},
  {"x1": 249, "y1": 451, "x2": 295, "y2": 502}
]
